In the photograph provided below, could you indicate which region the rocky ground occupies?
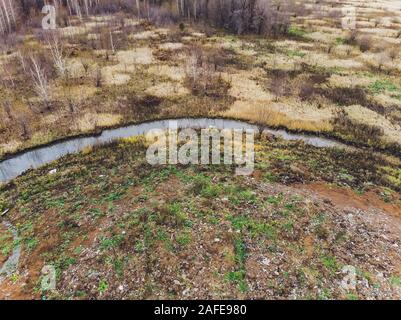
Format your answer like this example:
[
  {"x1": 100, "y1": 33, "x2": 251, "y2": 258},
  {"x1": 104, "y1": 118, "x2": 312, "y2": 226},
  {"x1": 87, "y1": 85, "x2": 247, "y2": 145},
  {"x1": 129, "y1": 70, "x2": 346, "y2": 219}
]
[{"x1": 0, "y1": 136, "x2": 400, "y2": 299}]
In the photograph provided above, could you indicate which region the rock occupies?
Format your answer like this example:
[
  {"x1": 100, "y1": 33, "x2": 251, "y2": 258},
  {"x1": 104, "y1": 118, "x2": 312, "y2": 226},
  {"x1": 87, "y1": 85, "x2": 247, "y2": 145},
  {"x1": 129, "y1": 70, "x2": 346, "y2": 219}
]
[
  {"x1": 340, "y1": 265, "x2": 356, "y2": 292},
  {"x1": 49, "y1": 169, "x2": 57, "y2": 175}
]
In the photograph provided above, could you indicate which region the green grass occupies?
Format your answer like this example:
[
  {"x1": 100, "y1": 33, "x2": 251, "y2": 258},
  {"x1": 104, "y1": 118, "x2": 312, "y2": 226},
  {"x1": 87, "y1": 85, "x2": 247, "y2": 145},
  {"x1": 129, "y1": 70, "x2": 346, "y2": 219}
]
[
  {"x1": 167, "y1": 202, "x2": 191, "y2": 227},
  {"x1": 134, "y1": 240, "x2": 145, "y2": 253},
  {"x1": 226, "y1": 236, "x2": 248, "y2": 293},
  {"x1": 98, "y1": 280, "x2": 108, "y2": 294},
  {"x1": 286, "y1": 49, "x2": 306, "y2": 58},
  {"x1": 25, "y1": 238, "x2": 39, "y2": 251},
  {"x1": 390, "y1": 276, "x2": 401, "y2": 286},
  {"x1": 288, "y1": 26, "x2": 307, "y2": 38},
  {"x1": 234, "y1": 238, "x2": 246, "y2": 265},
  {"x1": 227, "y1": 215, "x2": 277, "y2": 239},
  {"x1": 227, "y1": 187, "x2": 258, "y2": 206},
  {"x1": 266, "y1": 194, "x2": 283, "y2": 206},
  {"x1": 335, "y1": 37, "x2": 345, "y2": 45},
  {"x1": 99, "y1": 234, "x2": 124, "y2": 251},
  {"x1": 369, "y1": 80, "x2": 399, "y2": 94},
  {"x1": 346, "y1": 293, "x2": 359, "y2": 300},
  {"x1": 321, "y1": 255, "x2": 338, "y2": 273},
  {"x1": 176, "y1": 231, "x2": 192, "y2": 246}
]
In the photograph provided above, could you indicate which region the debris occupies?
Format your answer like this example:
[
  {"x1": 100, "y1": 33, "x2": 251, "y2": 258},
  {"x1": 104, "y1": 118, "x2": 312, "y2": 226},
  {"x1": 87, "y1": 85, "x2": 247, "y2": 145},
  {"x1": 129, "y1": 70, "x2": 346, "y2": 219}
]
[{"x1": 340, "y1": 265, "x2": 357, "y2": 292}]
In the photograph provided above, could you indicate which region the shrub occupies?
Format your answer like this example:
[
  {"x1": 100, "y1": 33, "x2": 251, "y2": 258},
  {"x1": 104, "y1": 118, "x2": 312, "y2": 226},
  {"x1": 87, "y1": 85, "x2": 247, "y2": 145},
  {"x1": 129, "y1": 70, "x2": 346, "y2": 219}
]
[
  {"x1": 358, "y1": 36, "x2": 373, "y2": 52},
  {"x1": 387, "y1": 46, "x2": 399, "y2": 61},
  {"x1": 270, "y1": 70, "x2": 289, "y2": 101},
  {"x1": 184, "y1": 46, "x2": 231, "y2": 98},
  {"x1": 345, "y1": 30, "x2": 358, "y2": 45},
  {"x1": 128, "y1": 94, "x2": 162, "y2": 120}
]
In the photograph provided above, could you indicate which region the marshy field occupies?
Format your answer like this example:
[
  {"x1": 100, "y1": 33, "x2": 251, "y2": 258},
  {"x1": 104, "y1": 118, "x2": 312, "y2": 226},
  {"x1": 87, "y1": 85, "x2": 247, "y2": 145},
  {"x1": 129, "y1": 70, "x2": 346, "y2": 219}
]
[{"x1": 0, "y1": 0, "x2": 401, "y2": 300}]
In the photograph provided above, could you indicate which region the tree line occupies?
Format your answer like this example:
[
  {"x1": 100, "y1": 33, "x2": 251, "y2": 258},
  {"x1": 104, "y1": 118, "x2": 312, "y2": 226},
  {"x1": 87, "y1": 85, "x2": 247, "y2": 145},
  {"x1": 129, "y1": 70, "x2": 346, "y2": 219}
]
[{"x1": 1, "y1": 0, "x2": 309, "y2": 37}]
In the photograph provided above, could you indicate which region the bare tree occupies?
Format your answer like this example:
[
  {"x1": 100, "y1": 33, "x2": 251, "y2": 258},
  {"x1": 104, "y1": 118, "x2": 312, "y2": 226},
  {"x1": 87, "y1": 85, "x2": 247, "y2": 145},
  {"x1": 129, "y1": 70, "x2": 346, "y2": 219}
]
[
  {"x1": 185, "y1": 46, "x2": 202, "y2": 87},
  {"x1": 3, "y1": 0, "x2": 307, "y2": 38},
  {"x1": 95, "y1": 66, "x2": 102, "y2": 87},
  {"x1": 17, "y1": 50, "x2": 27, "y2": 73},
  {"x1": 0, "y1": 0, "x2": 11, "y2": 33},
  {"x1": 48, "y1": 35, "x2": 67, "y2": 77},
  {"x1": 136, "y1": 0, "x2": 141, "y2": 19},
  {"x1": 30, "y1": 57, "x2": 51, "y2": 110},
  {"x1": 109, "y1": 29, "x2": 115, "y2": 53},
  {"x1": 270, "y1": 70, "x2": 287, "y2": 102},
  {"x1": 0, "y1": 0, "x2": 17, "y2": 35},
  {"x1": 377, "y1": 52, "x2": 390, "y2": 72},
  {"x1": 387, "y1": 46, "x2": 399, "y2": 61},
  {"x1": 15, "y1": 112, "x2": 30, "y2": 140}
]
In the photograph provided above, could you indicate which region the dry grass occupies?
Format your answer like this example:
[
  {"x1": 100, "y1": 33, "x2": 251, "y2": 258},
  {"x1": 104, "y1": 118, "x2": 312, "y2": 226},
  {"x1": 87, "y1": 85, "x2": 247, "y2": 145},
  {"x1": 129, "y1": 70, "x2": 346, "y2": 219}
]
[
  {"x1": 100, "y1": 47, "x2": 154, "y2": 85},
  {"x1": 223, "y1": 70, "x2": 273, "y2": 101},
  {"x1": 116, "y1": 48, "x2": 154, "y2": 65},
  {"x1": 346, "y1": 104, "x2": 401, "y2": 145},
  {"x1": 101, "y1": 69, "x2": 131, "y2": 85},
  {"x1": 158, "y1": 42, "x2": 184, "y2": 51},
  {"x1": 1, "y1": 1, "x2": 401, "y2": 157},
  {"x1": 145, "y1": 82, "x2": 190, "y2": 98},
  {"x1": 222, "y1": 100, "x2": 333, "y2": 133},
  {"x1": 146, "y1": 65, "x2": 185, "y2": 81},
  {"x1": 129, "y1": 30, "x2": 159, "y2": 40},
  {"x1": 72, "y1": 113, "x2": 122, "y2": 132},
  {"x1": 0, "y1": 140, "x2": 22, "y2": 155}
]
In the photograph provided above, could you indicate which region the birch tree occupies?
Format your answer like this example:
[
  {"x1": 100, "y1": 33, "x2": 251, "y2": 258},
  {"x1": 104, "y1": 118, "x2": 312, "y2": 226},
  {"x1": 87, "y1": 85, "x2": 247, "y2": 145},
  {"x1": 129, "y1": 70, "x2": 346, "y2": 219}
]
[
  {"x1": 30, "y1": 57, "x2": 51, "y2": 110},
  {"x1": 48, "y1": 36, "x2": 67, "y2": 77},
  {"x1": 136, "y1": 0, "x2": 141, "y2": 19},
  {"x1": 0, "y1": 0, "x2": 11, "y2": 32}
]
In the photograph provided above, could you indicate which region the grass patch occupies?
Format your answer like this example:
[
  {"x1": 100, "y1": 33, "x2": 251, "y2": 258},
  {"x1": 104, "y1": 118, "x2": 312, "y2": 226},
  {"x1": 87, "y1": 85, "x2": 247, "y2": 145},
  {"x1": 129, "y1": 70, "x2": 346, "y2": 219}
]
[
  {"x1": 288, "y1": 26, "x2": 307, "y2": 39},
  {"x1": 98, "y1": 280, "x2": 108, "y2": 294},
  {"x1": 390, "y1": 276, "x2": 401, "y2": 286},
  {"x1": 369, "y1": 80, "x2": 399, "y2": 94},
  {"x1": 226, "y1": 236, "x2": 248, "y2": 293},
  {"x1": 176, "y1": 231, "x2": 192, "y2": 247},
  {"x1": 286, "y1": 49, "x2": 306, "y2": 58},
  {"x1": 321, "y1": 255, "x2": 338, "y2": 273}
]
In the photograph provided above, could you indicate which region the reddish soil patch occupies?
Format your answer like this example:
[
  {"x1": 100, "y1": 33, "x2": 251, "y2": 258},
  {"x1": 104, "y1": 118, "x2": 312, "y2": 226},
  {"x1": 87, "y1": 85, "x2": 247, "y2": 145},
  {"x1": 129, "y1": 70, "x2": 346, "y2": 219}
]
[
  {"x1": 0, "y1": 279, "x2": 33, "y2": 300},
  {"x1": 298, "y1": 182, "x2": 401, "y2": 218}
]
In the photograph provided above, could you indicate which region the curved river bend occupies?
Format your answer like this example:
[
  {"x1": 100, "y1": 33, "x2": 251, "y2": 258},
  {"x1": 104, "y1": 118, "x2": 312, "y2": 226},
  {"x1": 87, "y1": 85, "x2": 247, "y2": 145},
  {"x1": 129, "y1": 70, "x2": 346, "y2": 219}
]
[{"x1": 0, "y1": 118, "x2": 347, "y2": 183}]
